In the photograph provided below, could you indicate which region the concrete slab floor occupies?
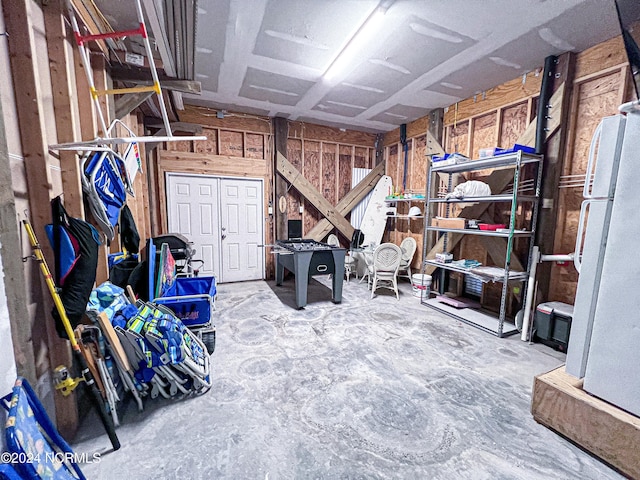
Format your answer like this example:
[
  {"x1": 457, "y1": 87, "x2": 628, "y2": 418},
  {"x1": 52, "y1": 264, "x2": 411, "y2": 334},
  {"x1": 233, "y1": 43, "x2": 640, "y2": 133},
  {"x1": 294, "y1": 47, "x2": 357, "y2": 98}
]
[{"x1": 73, "y1": 278, "x2": 623, "y2": 479}]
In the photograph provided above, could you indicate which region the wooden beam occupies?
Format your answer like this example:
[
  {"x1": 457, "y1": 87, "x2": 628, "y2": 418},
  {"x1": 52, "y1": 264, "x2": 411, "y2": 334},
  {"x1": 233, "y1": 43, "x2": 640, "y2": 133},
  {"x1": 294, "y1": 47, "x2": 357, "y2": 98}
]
[
  {"x1": 159, "y1": 151, "x2": 268, "y2": 177},
  {"x1": 307, "y1": 161, "x2": 385, "y2": 241},
  {"x1": 110, "y1": 65, "x2": 203, "y2": 90},
  {"x1": 535, "y1": 53, "x2": 575, "y2": 304},
  {"x1": 277, "y1": 152, "x2": 354, "y2": 240},
  {"x1": 44, "y1": 0, "x2": 84, "y2": 219},
  {"x1": 532, "y1": 366, "x2": 640, "y2": 479},
  {"x1": 4, "y1": 0, "x2": 78, "y2": 437},
  {"x1": 0, "y1": 60, "x2": 37, "y2": 385},
  {"x1": 179, "y1": 105, "x2": 272, "y2": 134},
  {"x1": 115, "y1": 91, "x2": 154, "y2": 119}
]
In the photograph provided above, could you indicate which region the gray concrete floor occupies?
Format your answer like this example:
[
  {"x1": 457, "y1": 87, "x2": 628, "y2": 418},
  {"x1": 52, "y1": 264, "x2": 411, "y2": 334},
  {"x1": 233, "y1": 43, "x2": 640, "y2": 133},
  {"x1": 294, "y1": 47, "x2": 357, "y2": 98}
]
[{"x1": 74, "y1": 277, "x2": 622, "y2": 479}]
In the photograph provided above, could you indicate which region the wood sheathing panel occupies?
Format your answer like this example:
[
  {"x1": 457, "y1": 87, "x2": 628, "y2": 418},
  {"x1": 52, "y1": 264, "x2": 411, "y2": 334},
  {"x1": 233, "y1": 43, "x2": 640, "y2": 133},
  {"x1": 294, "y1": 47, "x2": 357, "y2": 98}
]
[
  {"x1": 446, "y1": 121, "x2": 470, "y2": 157},
  {"x1": 322, "y1": 143, "x2": 337, "y2": 205},
  {"x1": 387, "y1": 144, "x2": 399, "y2": 190},
  {"x1": 194, "y1": 128, "x2": 218, "y2": 154},
  {"x1": 471, "y1": 112, "x2": 497, "y2": 159},
  {"x1": 549, "y1": 71, "x2": 622, "y2": 304},
  {"x1": 500, "y1": 102, "x2": 529, "y2": 148},
  {"x1": 283, "y1": 125, "x2": 376, "y2": 241},
  {"x1": 354, "y1": 146, "x2": 368, "y2": 169},
  {"x1": 245, "y1": 133, "x2": 265, "y2": 159},
  {"x1": 303, "y1": 141, "x2": 321, "y2": 235},
  {"x1": 219, "y1": 130, "x2": 244, "y2": 157},
  {"x1": 338, "y1": 146, "x2": 352, "y2": 206}
]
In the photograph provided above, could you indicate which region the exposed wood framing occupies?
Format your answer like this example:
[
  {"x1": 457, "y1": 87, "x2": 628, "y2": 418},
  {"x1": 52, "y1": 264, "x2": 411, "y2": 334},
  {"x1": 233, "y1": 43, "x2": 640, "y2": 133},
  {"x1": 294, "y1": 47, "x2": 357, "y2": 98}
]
[
  {"x1": 4, "y1": 0, "x2": 77, "y2": 437},
  {"x1": 423, "y1": 87, "x2": 564, "y2": 275},
  {"x1": 0, "y1": 61, "x2": 36, "y2": 385},
  {"x1": 44, "y1": 0, "x2": 84, "y2": 218},
  {"x1": 443, "y1": 70, "x2": 543, "y2": 125},
  {"x1": 307, "y1": 162, "x2": 385, "y2": 241},
  {"x1": 115, "y1": 91, "x2": 154, "y2": 120},
  {"x1": 276, "y1": 152, "x2": 354, "y2": 240}
]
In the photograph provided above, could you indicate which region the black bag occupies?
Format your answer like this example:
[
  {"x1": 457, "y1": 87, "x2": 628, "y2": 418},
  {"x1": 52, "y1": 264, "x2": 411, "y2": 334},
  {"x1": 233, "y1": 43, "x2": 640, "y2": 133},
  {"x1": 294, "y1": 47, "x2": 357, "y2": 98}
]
[
  {"x1": 109, "y1": 256, "x2": 139, "y2": 288},
  {"x1": 350, "y1": 229, "x2": 364, "y2": 250},
  {"x1": 119, "y1": 205, "x2": 140, "y2": 254},
  {"x1": 50, "y1": 197, "x2": 100, "y2": 339}
]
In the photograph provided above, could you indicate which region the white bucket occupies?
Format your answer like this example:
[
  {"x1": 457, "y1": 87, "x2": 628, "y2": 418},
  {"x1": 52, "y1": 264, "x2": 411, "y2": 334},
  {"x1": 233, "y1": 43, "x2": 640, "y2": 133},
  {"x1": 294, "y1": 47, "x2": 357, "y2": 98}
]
[{"x1": 411, "y1": 274, "x2": 432, "y2": 298}]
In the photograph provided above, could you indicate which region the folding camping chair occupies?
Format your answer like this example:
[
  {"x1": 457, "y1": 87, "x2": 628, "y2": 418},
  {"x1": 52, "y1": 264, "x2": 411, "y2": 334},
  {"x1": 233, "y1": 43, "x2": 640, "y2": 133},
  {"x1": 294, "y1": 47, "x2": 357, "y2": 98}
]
[{"x1": 1, "y1": 378, "x2": 86, "y2": 480}]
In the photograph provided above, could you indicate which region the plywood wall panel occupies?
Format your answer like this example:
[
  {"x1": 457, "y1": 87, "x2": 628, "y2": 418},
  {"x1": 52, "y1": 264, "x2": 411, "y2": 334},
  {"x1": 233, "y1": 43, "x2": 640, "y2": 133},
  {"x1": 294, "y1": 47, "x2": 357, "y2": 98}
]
[
  {"x1": 219, "y1": 130, "x2": 244, "y2": 157},
  {"x1": 322, "y1": 143, "x2": 337, "y2": 205},
  {"x1": 194, "y1": 127, "x2": 218, "y2": 154},
  {"x1": 338, "y1": 148, "x2": 352, "y2": 202},
  {"x1": 245, "y1": 133, "x2": 265, "y2": 159},
  {"x1": 410, "y1": 135, "x2": 427, "y2": 193},
  {"x1": 500, "y1": 102, "x2": 529, "y2": 148},
  {"x1": 303, "y1": 141, "x2": 321, "y2": 234},
  {"x1": 354, "y1": 146, "x2": 368, "y2": 169},
  {"x1": 445, "y1": 121, "x2": 469, "y2": 156},
  {"x1": 574, "y1": 36, "x2": 627, "y2": 82},
  {"x1": 471, "y1": 112, "x2": 497, "y2": 159},
  {"x1": 166, "y1": 138, "x2": 193, "y2": 152}
]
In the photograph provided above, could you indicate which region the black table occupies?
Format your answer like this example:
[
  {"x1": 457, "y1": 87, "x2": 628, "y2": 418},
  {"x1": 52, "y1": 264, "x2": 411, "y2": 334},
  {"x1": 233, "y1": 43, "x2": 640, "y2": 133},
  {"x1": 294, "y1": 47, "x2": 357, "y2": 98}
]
[{"x1": 275, "y1": 239, "x2": 346, "y2": 309}]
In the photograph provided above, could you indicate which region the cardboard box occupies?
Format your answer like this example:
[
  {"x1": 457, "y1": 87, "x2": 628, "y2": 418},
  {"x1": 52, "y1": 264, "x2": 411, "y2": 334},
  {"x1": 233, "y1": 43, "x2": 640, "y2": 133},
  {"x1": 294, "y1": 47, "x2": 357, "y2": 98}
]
[{"x1": 432, "y1": 217, "x2": 467, "y2": 229}]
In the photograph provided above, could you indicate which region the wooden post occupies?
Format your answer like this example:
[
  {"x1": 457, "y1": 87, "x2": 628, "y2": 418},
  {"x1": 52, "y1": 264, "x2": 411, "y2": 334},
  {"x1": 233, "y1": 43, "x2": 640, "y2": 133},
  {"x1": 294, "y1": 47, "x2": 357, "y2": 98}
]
[
  {"x1": 535, "y1": 52, "x2": 576, "y2": 303},
  {"x1": 273, "y1": 117, "x2": 288, "y2": 241},
  {"x1": 44, "y1": 0, "x2": 84, "y2": 218},
  {"x1": 4, "y1": 0, "x2": 78, "y2": 437},
  {"x1": 0, "y1": 60, "x2": 37, "y2": 385}
]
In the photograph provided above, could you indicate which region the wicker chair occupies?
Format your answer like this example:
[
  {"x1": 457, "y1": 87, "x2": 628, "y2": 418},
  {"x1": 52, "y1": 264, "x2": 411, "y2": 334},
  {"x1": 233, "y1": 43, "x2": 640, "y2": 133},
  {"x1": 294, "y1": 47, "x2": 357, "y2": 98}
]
[
  {"x1": 397, "y1": 236, "x2": 417, "y2": 280},
  {"x1": 371, "y1": 243, "x2": 402, "y2": 300},
  {"x1": 327, "y1": 234, "x2": 357, "y2": 281}
]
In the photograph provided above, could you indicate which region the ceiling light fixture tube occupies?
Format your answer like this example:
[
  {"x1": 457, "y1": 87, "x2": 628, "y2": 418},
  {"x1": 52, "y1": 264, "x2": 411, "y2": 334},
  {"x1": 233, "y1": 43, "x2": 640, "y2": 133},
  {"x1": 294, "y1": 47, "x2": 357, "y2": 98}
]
[{"x1": 323, "y1": 6, "x2": 388, "y2": 83}]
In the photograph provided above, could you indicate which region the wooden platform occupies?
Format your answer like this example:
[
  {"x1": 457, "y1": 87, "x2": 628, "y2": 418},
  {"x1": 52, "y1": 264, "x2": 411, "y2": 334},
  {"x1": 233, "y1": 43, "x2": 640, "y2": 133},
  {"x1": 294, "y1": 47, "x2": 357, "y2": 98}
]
[{"x1": 532, "y1": 366, "x2": 640, "y2": 479}]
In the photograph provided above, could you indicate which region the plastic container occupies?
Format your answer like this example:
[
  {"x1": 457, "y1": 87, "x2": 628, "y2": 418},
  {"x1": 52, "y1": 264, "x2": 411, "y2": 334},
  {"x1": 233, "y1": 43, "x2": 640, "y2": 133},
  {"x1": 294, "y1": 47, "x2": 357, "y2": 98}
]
[
  {"x1": 411, "y1": 274, "x2": 432, "y2": 298},
  {"x1": 493, "y1": 144, "x2": 536, "y2": 156},
  {"x1": 478, "y1": 223, "x2": 506, "y2": 231}
]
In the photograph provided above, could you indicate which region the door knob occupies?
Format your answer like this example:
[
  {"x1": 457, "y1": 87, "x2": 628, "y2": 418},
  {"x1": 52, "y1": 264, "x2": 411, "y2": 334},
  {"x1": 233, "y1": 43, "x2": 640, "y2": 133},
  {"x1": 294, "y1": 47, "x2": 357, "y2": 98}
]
[{"x1": 221, "y1": 234, "x2": 227, "y2": 240}]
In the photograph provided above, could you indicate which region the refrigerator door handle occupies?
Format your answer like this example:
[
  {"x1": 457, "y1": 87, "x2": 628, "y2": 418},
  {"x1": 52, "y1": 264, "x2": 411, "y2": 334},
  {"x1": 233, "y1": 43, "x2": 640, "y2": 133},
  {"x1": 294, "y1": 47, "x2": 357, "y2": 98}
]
[
  {"x1": 583, "y1": 119, "x2": 603, "y2": 199},
  {"x1": 574, "y1": 199, "x2": 592, "y2": 273}
]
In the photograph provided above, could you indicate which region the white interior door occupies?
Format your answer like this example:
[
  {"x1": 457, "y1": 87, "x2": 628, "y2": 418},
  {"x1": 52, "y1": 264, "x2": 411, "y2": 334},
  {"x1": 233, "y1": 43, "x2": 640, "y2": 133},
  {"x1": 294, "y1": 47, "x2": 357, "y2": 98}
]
[
  {"x1": 166, "y1": 174, "x2": 264, "y2": 283},
  {"x1": 220, "y1": 178, "x2": 264, "y2": 282},
  {"x1": 166, "y1": 174, "x2": 220, "y2": 278}
]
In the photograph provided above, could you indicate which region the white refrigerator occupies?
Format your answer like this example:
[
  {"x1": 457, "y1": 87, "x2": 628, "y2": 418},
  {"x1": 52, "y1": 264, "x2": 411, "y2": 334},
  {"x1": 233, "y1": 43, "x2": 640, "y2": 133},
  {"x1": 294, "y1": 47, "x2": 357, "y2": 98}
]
[{"x1": 565, "y1": 110, "x2": 640, "y2": 417}]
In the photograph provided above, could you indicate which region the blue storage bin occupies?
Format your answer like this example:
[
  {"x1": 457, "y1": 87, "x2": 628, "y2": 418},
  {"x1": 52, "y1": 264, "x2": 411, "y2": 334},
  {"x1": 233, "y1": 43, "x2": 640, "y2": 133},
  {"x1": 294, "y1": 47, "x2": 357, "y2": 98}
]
[
  {"x1": 155, "y1": 276, "x2": 216, "y2": 328},
  {"x1": 493, "y1": 144, "x2": 536, "y2": 156}
]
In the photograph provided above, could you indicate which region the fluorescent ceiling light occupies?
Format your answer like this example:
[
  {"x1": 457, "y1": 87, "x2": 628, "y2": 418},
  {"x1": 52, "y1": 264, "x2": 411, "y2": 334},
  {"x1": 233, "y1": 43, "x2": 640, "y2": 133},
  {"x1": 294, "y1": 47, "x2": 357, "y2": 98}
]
[{"x1": 324, "y1": 7, "x2": 386, "y2": 83}]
